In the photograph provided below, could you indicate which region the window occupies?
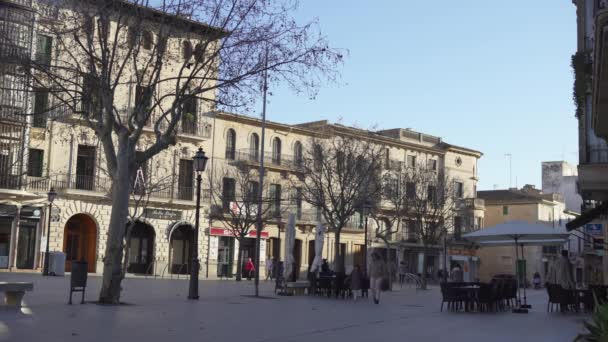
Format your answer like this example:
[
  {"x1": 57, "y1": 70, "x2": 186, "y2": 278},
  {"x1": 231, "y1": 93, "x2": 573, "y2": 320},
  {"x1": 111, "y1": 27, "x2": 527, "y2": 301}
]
[
  {"x1": 225, "y1": 129, "x2": 236, "y2": 160},
  {"x1": 503, "y1": 205, "x2": 509, "y2": 216},
  {"x1": 135, "y1": 85, "x2": 152, "y2": 113},
  {"x1": 294, "y1": 141, "x2": 303, "y2": 167},
  {"x1": 249, "y1": 133, "x2": 259, "y2": 161},
  {"x1": 76, "y1": 145, "x2": 96, "y2": 190},
  {"x1": 272, "y1": 137, "x2": 282, "y2": 165},
  {"x1": 313, "y1": 144, "x2": 323, "y2": 172},
  {"x1": 247, "y1": 181, "x2": 259, "y2": 203},
  {"x1": 194, "y1": 43, "x2": 205, "y2": 63},
  {"x1": 142, "y1": 31, "x2": 153, "y2": 50},
  {"x1": 181, "y1": 95, "x2": 197, "y2": 135},
  {"x1": 407, "y1": 155, "x2": 416, "y2": 168},
  {"x1": 178, "y1": 159, "x2": 194, "y2": 200},
  {"x1": 292, "y1": 187, "x2": 303, "y2": 219},
  {"x1": 182, "y1": 41, "x2": 193, "y2": 61},
  {"x1": 407, "y1": 220, "x2": 418, "y2": 241},
  {"x1": 33, "y1": 89, "x2": 48, "y2": 128},
  {"x1": 406, "y1": 182, "x2": 416, "y2": 199},
  {"x1": 427, "y1": 159, "x2": 437, "y2": 171},
  {"x1": 427, "y1": 185, "x2": 436, "y2": 204},
  {"x1": 454, "y1": 216, "x2": 463, "y2": 240},
  {"x1": 36, "y1": 35, "x2": 52, "y2": 67},
  {"x1": 269, "y1": 184, "x2": 281, "y2": 217},
  {"x1": 383, "y1": 177, "x2": 398, "y2": 199},
  {"x1": 27, "y1": 149, "x2": 43, "y2": 177},
  {"x1": 454, "y1": 181, "x2": 464, "y2": 198},
  {"x1": 127, "y1": 27, "x2": 137, "y2": 47},
  {"x1": 82, "y1": 74, "x2": 100, "y2": 114},
  {"x1": 336, "y1": 151, "x2": 345, "y2": 173},
  {"x1": 222, "y1": 177, "x2": 236, "y2": 210},
  {"x1": 475, "y1": 217, "x2": 483, "y2": 230},
  {"x1": 383, "y1": 148, "x2": 390, "y2": 168}
]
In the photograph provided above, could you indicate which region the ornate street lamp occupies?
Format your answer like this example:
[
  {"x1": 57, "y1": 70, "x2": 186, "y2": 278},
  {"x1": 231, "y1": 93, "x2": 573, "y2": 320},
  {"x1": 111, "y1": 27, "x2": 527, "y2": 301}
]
[
  {"x1": 42, "y1": 187, "x2": 57, "y2": 276},
  {"x1": 188, "y1": 148, "x2": 208, "y2": 300}
]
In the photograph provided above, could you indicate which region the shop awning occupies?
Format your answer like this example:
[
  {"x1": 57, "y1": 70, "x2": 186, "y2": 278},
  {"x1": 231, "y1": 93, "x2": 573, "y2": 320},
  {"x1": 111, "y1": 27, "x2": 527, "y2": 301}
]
[{"x1": 566, "y1": 202, "x2": 608, "y2": 231}]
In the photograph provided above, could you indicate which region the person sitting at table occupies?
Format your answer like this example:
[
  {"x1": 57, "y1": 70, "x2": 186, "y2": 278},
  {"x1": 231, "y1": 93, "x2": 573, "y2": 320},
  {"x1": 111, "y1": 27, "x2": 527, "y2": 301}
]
[
  {"x1": 533, "y1": 272, "x2": 541, "y2": 289},
  {"x1": 450, "y1": 264, "x2": 463, "y2": 283}
]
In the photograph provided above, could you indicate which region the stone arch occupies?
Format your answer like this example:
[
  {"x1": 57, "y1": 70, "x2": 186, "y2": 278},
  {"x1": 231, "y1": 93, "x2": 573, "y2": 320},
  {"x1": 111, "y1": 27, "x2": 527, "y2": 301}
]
[
  {"x1": 168, "y1": 222, "x2": 194, "y2": 275},
  {"x1": 126, "y1": 220, "x2": 156, "y2": 275},
  {"x1": 63, "y1": 213, "x2": 98, "y2": 273}
]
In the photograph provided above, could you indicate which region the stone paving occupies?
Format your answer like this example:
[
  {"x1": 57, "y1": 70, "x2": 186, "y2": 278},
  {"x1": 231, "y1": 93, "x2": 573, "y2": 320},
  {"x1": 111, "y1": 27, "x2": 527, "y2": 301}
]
[{"x1": 0, "y1": 273, "x2": 588, "y2": 342}]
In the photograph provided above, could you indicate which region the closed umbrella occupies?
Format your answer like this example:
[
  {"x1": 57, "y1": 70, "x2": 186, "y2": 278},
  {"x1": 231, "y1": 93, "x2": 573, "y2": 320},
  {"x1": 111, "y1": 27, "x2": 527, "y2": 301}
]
[
  {"x1": 463, "y1": 221, "x2": 569, "y2": 314},
  {"x1": 283, "y1": 213, "x2": 296, "y2": 282},
  {"x1": 310, "y1": 223, "x2": 325, "y2": 273}
]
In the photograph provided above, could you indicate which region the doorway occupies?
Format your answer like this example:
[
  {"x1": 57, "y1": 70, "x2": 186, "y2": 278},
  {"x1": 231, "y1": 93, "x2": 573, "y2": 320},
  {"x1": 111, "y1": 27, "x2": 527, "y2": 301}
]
[
  {"x1": 293, "y1": 239, "x2": 302, "y2": 281},
  {"x1": 169, "y1": 225, "x2": 193, "y2": 274},
  {"x1": 16, "y1": 221, "x2": 37, "y2": 269},
  {"x1": 63, "y1": 214, "x2": 97, "y2": 272},
  {"x1": 217, "y1": 236, "x2": 234, "y2": 278},
  {"x1": 127, "y1": 221, "x2": 155, "y2": 274}
]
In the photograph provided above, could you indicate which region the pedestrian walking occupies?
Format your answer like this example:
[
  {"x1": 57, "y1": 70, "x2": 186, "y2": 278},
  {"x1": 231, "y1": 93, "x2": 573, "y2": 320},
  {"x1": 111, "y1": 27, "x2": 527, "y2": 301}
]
[
  {"x1": 245, "y1": 257, "x2": 255, "y2": 280},
  {"x1": 369, "y1": 252, "x2": 388, "y2": 304},
  {"x1": 349, "y1": 264, "x2": 363, "y2": 301},
  {"x1": 266, "y1": 257, "x2": 274, "y2": 281}
]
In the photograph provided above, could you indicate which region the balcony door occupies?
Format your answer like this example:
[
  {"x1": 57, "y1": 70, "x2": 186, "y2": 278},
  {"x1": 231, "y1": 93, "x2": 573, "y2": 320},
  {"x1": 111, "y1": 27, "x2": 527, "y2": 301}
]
[
  {"x1": 178, "y1": 159, "x2": 194, "y2": 200},
  {"x1": 76, "y1": 145, "x2": 96, "y2": 190}
]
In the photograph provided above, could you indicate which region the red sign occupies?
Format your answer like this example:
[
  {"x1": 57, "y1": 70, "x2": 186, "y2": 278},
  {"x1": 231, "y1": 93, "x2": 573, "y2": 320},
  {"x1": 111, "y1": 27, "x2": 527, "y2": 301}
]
[{"x1": 210, "y1": 227, "x2": 268, "y2": 239}]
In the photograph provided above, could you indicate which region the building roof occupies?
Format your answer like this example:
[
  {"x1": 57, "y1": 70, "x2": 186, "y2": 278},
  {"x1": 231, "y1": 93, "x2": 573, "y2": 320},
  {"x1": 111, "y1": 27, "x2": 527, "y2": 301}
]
[{"x1": 478, "y1": 185, "x2": 564, "y2": 205}]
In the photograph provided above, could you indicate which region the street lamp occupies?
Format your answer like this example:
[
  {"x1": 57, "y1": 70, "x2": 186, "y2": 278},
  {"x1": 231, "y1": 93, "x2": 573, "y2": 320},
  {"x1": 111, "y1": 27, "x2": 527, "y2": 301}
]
[
  {"x1": 189, "y1": 147, "x2": 208, "y2": 300},
  {"x1": 42, "y1": 187, "x2": 57, "y2": 276},
  {"x1": 362, "y1": 200, "x2": 372, "y2": 275}
]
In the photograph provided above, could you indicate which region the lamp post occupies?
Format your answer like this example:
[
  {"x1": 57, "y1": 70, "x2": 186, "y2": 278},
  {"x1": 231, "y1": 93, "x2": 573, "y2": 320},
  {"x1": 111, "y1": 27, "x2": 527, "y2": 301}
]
[
  {"x1": 42, "y1": 187, "x2": 57, "y2": 276},
  {"x1": 362, "y1": 200, "x2": 372, "y2": 275},
  {"x1": 189, "y1": 148, "x2": 208, "y2": 300}
]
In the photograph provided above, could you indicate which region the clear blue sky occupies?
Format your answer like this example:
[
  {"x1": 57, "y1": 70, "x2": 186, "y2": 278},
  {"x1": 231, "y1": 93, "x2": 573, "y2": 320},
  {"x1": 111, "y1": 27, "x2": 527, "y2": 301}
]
[{"x1": 258, "y1": 0, "x2": 578, "y2": 191}]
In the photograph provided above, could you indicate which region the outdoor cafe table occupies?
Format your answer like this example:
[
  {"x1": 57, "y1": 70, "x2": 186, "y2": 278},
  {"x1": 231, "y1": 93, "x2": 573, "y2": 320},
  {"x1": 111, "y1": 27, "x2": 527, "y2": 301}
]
[{"x1": 452, "y1": 284, "x2": 480, "y2": 312}]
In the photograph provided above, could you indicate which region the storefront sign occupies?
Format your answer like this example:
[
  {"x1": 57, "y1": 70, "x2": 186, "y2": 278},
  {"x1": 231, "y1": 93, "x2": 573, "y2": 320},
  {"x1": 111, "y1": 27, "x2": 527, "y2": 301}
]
[
  {"x1": 208, "y1": 236, "x2": 219, "y2": 261},
  {"x1": 144, "y1": 208, "x2": 182, "y2": 221},
  {"x1": 51, "y1": 207, "x2": 61, "y2": 222},
  {"x1": 448, "y1": 248, "x2": 476, "y2": 257},
  {"x1": 209, "y1": 227, "x2": 269, "y2": 239},
  {"x1": 585, "y1": 223, "x2": 603, "y2": 237}
]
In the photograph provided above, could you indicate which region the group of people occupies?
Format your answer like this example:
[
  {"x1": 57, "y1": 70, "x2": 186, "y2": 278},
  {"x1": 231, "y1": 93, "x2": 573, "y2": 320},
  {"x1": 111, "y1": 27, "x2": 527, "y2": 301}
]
[{"x1": 347, "y1": 252, "x2": 390, "y2": 304}]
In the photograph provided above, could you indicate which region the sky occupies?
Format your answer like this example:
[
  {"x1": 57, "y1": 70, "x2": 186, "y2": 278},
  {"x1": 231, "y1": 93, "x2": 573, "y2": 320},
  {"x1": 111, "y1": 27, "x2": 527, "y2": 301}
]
[{"x1": 256, "y1": 0, "x2": 578, "y2": 191}]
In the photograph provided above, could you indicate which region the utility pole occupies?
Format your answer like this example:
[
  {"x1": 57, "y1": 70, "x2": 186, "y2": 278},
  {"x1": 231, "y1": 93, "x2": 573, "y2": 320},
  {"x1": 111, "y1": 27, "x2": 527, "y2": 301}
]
[{"x1": 254, "y1": 50, "x2": 269, "y2": 297}]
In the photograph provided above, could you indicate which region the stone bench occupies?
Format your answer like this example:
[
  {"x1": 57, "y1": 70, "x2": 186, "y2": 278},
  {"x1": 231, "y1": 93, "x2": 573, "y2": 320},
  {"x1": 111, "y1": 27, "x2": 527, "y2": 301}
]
[
  {"x1": 285, "y1": 281, "x2": 310, "y2": 296},
  {"x1": 0, "y1": 282, "x2": 34, "y2": 307}
]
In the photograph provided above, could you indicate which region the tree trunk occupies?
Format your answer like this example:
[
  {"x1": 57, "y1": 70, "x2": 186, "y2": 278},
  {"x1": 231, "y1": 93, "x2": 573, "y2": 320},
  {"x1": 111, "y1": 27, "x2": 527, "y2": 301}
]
[
  {"x1": 99, "y1": 147, "x2": 132, "y2": 304},
  {"x1": 334, "y1": 230, "x2": 344, "y2": 274},
  {"x1": 235, "y1": 243, "x2": 243, "y2": 281},
  {"x1": 420, "y1": 248, "x2": 428, "y2": 290}
]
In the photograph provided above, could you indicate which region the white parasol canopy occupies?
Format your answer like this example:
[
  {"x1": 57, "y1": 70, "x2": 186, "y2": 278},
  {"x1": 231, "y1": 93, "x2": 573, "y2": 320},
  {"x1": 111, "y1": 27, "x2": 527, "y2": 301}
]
[
  {"x1": 309, "y1": 223, "x2": 325, "y2": 273},
  {"x1": 463, "y1": 221, "x2": 570, "y2": 243},
  {"x1": 283, "y1": 213, "x2": 296, "y2": 281}
]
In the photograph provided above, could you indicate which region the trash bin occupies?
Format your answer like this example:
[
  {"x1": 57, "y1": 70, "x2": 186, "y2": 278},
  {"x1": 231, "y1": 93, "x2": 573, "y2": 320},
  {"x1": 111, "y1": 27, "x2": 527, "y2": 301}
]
[
  {"x1": 48, "y1": 252, "x2": 66, "y2": 276},
  {"x1": 69, "y1": 261, "x2": 88, "y2": 304}
]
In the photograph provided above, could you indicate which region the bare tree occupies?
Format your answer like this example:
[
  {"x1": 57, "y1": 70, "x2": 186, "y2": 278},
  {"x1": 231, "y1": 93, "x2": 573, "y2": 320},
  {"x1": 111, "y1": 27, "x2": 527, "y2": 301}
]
[
  {"x1": 10, "y1": 0, "x2": 340, "y2": 303},
  {"x1": 298, "y1": 135, "x2": 382, "y2": 273},
  {"x1": 384, "y1": 166, "x2": 455, "y2": 289},
  {"x1": 208, "y1": 164, "x2": 287, "y2": 281}
]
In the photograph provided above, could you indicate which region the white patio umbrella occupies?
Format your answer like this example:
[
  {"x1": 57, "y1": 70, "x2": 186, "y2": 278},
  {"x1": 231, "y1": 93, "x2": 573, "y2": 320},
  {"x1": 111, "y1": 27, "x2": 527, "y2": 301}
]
[
  {"x1": 463, "y1": 221, "x2": 569, "y2": 314},
  {"x1": 283, "y1": 213, "x2": 296, "y2": 282},
  {"x1": 309, "y1": 223, "x2": 325, "y2": 273}
]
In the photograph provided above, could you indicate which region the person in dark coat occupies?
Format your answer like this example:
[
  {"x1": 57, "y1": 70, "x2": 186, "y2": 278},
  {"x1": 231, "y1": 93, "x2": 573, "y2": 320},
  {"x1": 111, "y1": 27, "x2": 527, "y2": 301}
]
[{"x1": 350, "y1": 264, "x2": 363, "y2": 301}]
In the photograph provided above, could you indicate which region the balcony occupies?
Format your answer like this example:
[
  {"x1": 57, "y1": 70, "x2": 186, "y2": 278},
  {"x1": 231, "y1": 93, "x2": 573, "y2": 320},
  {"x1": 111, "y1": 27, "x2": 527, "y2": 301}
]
[
  {"x1": 148, "y1": 185, "x2": 210, "y2": 203},
  {"x1": 593, "y1": 10, "x2": 608, "y2": 139},
  {"x1": 117, "y1": 111, "x2": 212, "y2": 140},
  {"x1": 230, "y1": 149, "x2": 305, "y2": 172},
  {"x1": 50, "y1": 174, "x2": 112, "y2": 194},
  {"x1": 458, "y1": 198, "x2": 485, "y2": 210},
  {"x1": 579, "y1": 147, "x2": 608, "y2": 201}
]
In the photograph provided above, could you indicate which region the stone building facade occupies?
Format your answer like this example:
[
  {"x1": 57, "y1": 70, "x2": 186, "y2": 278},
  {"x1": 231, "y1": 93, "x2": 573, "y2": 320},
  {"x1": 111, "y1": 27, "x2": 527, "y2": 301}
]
[{"x1": 0, "y1": 0, "x2": 484, "y2": 280}]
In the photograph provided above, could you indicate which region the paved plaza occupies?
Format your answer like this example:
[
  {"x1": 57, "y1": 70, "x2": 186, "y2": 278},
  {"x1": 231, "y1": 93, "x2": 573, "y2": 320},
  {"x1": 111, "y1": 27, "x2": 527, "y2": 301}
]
[{"x1": 0, "y1": 273, "x2": 588, "y2": 342}]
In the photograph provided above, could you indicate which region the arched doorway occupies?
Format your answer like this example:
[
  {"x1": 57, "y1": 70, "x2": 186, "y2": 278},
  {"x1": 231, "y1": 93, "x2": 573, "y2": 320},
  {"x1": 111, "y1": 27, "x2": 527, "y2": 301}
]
[
  {"x1": 169, "y1": 224, "x2": 193, "y2": 274},
  {"x1": 63, "y1": 214, "x2": 97, "y2": 273},
  {"x1": 127, "y1": 221, "x2": 155, "y2": 274}
]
